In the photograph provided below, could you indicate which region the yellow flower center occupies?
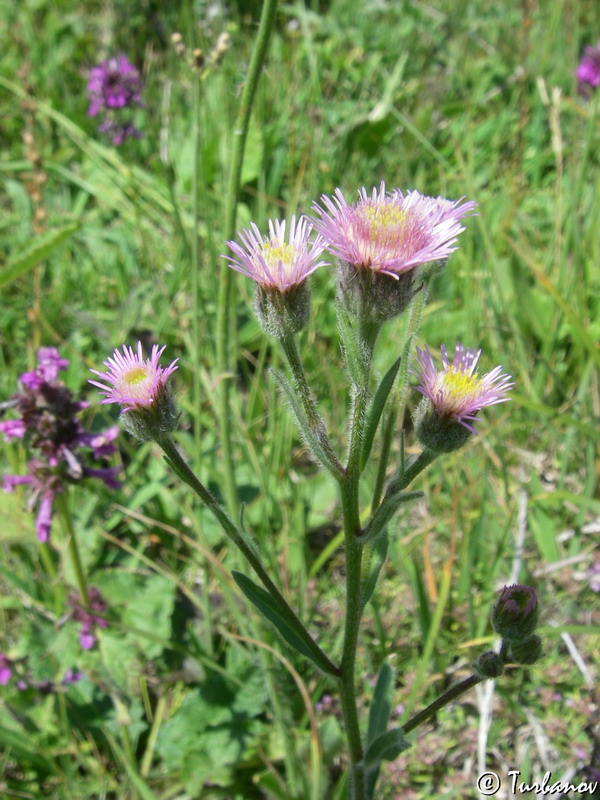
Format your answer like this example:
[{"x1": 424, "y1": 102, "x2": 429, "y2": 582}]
[
  {"x1": 123, "y1": 366, "x2": 150, "y2": 386},
  {"x1": 361, "y1": 203, "x2": 407, "y2": 239},
  {"x1": 441, "y1": 368, "x2": 483, "y2": 402},
  {"x1": 262, "y1": 241, "x2": 297, "y2": 270}
]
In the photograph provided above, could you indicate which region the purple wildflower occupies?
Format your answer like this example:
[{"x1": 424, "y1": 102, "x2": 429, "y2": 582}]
[
  {"x1": 577, "y1": 40, "x2": 600, "y2": 97},
  {"x1": 69, "y1": 587, "x2": 109, "y2": 651},
  {"x1": 411, "y1": 344, "x2": 513, "y2": 434},
  {"x1": 0, "y1": 653, "x2": 12, "y2": 685},
  {"x1": 1, "y1": 348, "x2": 121, "y2": 542},
  {"x1": 87, "y1": 54, "x2": 143, "y2": 144},
  {"x1": 224, "y1": 215, "x2": 328, "y2": 292},
  {"x1": 312, "y1": 183, "x2": 476, "y2": 278},
  {"x1": 89, "y1": 342, "x2": 179, "y2": 411},
  {"x1": 87, "y1": 55, "x2": 142, "y2": 116},
  {"x1": 62, "y1": 669, "x2": 83, "y2": 685}
]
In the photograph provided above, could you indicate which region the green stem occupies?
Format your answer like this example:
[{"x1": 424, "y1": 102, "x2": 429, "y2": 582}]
[
  {"x1": 191, "y1": 67, "x2": 203, "y2": 470},
  {"x1": 388, "y1": 448, "x2": 438, "y2": 493},
  {"x1": 215, "y1": 0, "x2": 279, "y2": 517},
  {"x1": 338, "y1": 325, "x2": 379, "y2": 800},
  {"x1": 55, "y1": 491, "x2": 89, "y2": 607},
  {"x1": 279, "y1": 330, "x2": 344, "y2": 479},
  {"x1": 401, "y1": 673, "x2": 483, "y2": 735},
  {"x1": 157, "y1": 435, "x2": 339, "y2": 677}
]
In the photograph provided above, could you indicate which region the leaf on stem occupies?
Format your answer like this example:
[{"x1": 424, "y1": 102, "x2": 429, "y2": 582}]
[
  {"x1": 270, "y1": 368, "x2": 341, "y2": 478},
  {"x1": 367, "y1": 661, "x2": 395, "y2": 746},
  {"x1": 361, "y1": 533, "x2": 389, "y2": 611},
  {"x1": 360, "y1": 356, "x2": 401, "y2": 471},
  {"x1": 231, "y1": 571, "x2": 338, "y2": 676},
  {"x1": 364, "y1": 727, "x2": 410, "y2": 770}
]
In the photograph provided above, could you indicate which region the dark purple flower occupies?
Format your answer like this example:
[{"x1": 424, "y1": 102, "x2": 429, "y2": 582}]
[
  {"x1": 577, "y1": 40, "x2": 600, "y2": 97},
  {"x1": 98, "y1": 120, "x2": 142, "y2": 146},
  {"x1": 87, "y1": 55, "x2": 142, "y2": 116},
  {"x1": 1, "y1": 348, "x2": 121, "y2": 542}
]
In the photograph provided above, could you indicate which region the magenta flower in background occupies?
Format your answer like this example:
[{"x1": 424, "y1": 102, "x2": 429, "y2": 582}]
[
  {"x1": 87, "y1": 54, "x2": 142, "y2": 115},
  {"x1": 89, "y1": 342, "x2": 179, "y2": 410},
  {"x1": 68, "y1": 588, "x2": 108, "y2": 650},
  {"x1": 0, "y1": 653, "x2": 12, "y2": 685},
  {"x1": 577, "y1": 40, "x2": 600, "y2": 97},
  {"x1": 411, "y1": 343, "x2": 513, "y2": 433},
  {"x1": 312, "y1": 183, "x2": 476, "y2": 278},
  {"x1": 1, "y1": 348, "x2": 121, "y2": 542},
  {"x1": 87, "y1": 54, "x2": 143, "y2": 144},
  {"x1": 224, "y1": 215, "x2": 328, "y2": 292}
]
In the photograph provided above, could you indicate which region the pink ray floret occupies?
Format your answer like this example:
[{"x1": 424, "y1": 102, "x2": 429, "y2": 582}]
[
  {"x1": 412, "y1": 343, "x2": 513, "y2": 433},
  {"x1": 224, "y1": 215, "x2": 329, "y2": 292},
  {"x1": 312, "y1": 182, "x2": 477, "y2": 278},
  {"x1": 89, "y1": 342, "x2": 178, "y2": 410}
]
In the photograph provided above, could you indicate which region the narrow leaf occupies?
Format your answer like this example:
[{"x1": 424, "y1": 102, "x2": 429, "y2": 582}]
[
  {"x1": 360, "y1": 491, "x2": 423, "y2": 545},
  {"x1": 360, "y1": 356, "x2": 401, "y2": 471},
  {"x1": 271, "y1": 368, "x2": 339, "y2": 477},
  {"x1": 368, "y1": 662, "x2": 395, "y2": 745},
  {"x1": 361, "y1": 533, "x2": 388, "y2": 611},
  {"x1": 232, "y1": 571, "x2": 337, "y2": 675},
  {"x1": 364, "y1": 728, "x2": 410, "y2": 770},
  {"x1": 1, "y1": 223, "x2": 79, "y2": 288}
]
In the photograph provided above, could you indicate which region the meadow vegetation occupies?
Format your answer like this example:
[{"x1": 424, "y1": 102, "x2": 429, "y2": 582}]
[{"x1": 0, "y1": 0, "x2": 599, "y2": 797}]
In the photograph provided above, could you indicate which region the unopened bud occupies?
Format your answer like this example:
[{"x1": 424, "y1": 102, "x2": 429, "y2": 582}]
[
  {"x1": 492, "y1": 584, "x2": 538, "y2": 642},
  {"x1": 509, "y1": 634, "x2": 543, "y2": 665},
  {"x1": 473, "y1": 650, "x2": 504, "y2": 679}
]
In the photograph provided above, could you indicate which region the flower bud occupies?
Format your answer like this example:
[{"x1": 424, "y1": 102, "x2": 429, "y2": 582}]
[
  {"x1": 509, "y1": 634, "x2": 543, "y2": 665},
  {"x1": 473, "y1": 650, "x2": 504, "y2": 679},
  {"x1": 337, "y1": 261, "x2": 416, "y2": 324},
  {"x1": 414, "y1": 399, "x2": 473, "y2": 454},
  {"x1": 254, "y1": 282, "x2": 311, "y2": 338},
  {"x1": 492, "y1": 584, "x2": 538, "y2": 642}
]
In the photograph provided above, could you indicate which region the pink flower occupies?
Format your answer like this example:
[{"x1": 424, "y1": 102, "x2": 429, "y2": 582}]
[
  {"x1": 412, "y1": 344, "x2": 513, "y2": 433},
  {"x1": 312, "y1": 183, "x2": 476, "y2": 277},
  {"x1": 224, "y1": 215, "x2": 328, "y2": 292},
  {"x1": 89, "y1": 342, "x2": 178, "y2": 410},
  {"x1": 577, "y1": 40, "x2": 600, "y2": 97}
]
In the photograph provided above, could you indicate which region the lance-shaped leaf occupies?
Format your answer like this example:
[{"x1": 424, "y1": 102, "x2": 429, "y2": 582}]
[
  {"x1": 232, "y1": 571, "x2": 338, "y2": 676},
  {"x1": 1, "y1": 223, "x2": 79, "y2": 288},
  {"x1": 270, "y1": 368, "x2": 341, "y2": 478},
  {"x1": 361, "y1": 533, "x2": 389, "y2": 611},
  {"x1": 360, "y1": 356, "x2": 401, "y2": 471},
  {"x1": 366, "y1": 661, "x2": 396, "y2": 798},
  {"x1": 364, "y1": 728, "x2": 410, "y2": 771},
  {"x1": 360, "y1": 490, "x2": 423, "y2": 546}
]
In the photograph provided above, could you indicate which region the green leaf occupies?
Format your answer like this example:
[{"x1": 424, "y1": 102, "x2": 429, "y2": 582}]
[
  {"x1": 270, "y1": 368, "x2": 340, "y2": 478},
  {"x1": 360, "y1": 490, "x2": 423, "y2": 545},
  {"x1": 367, "y1": 662, "x2": 395, "y2": 745},
  {"x1": 364, "y1": 728, "x2": 410, "y2": 770},
  {"x1": 361, "y1": 533, "x2": 389, "y2": 611},
  {"x1": 366, "y1": 661, "x2": 396, "y2": 799},
  {"x1": 0, "y1": 223, "x2": 79, "y2": 288},
  {"x1": 360, "y1": 356, "x2": 401, "y2": 471},
  {"x1": 232, "y1": 570, "x2": 337, "y2": 675}
]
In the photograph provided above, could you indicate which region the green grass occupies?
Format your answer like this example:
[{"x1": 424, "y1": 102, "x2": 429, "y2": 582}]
[{"x1": 1, "y1": 0, "x2": 599, "y2": 798}]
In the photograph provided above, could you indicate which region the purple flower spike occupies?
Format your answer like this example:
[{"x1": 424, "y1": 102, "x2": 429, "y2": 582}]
[
  {"x1": 577, "y1": 40, "x2": 600, "y2": 97},
  {"x1": 312, "y1": 183, "x2": 476, "y2": 277},
  {"x1": 89, "y1": 342, "x2": 178, "y2": 411},
  {"x1": 411, "y1": 343, "x2": 513, "y2": 433},
  {"x1": 224, "y1": 215, "x2": 328, "y2": 293},
  {"x1": 87, "y1": 55, "x2": 143, "y2": 116}
]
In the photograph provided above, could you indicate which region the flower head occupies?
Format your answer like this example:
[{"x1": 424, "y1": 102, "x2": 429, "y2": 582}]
[
  {"x1": 224, "y1": 215, "x2": 328, "y2": 293},
  {"x1": 412, "y1": 343, "x2": 513, "y2": 435},
  {"x1": 89, "y1": 342, "x2": 178, "y2": 411},
  {"x1": 312, "y1": 183, "x2": 476, "y2": 278},
  {"x1": 87, "y1": 54, "x2": 143, "y2": 116},
  {"x1": 0, "y1": 653, "x2": 12, "y2": 685},
  {"x1": 69, "y1": 587, "x2": 108, "y2": 651},
  {"x1": 577, "y1": 40, "x2": 600, "y2": 97}
]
